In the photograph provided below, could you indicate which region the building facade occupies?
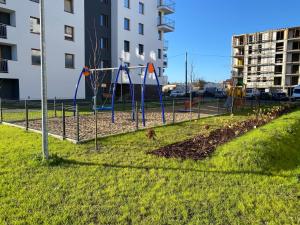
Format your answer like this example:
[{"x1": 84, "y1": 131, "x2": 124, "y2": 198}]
[
  {"x1": 232, "y1": 26, "x2": 300, "y2": 95},
  {"x1": 0, "y1": 0, "x2": 85, "y2": 100},
  {"x1": 111, "y1": 0, "x2": 175, "y2": 99}
]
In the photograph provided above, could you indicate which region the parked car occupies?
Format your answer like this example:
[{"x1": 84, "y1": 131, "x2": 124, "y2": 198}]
[
  {"x1": 260, "y1": 92, "x2": 272, "y2": 100},
  {"x1": 214, "y1": 91, "x2": 227, "y2": 98},
  {"x1": 292, "y1": 85, "x2": 300, "y2": 100},
  {"x1": 271, "y1": 92, "x2": 289, "y2": 101},
  {"x1": 245, "y1": 89, "x2": 260, "y2": 99},
  {"x1": 170, "y1": 90, "x2": 186, "y2": 98}
]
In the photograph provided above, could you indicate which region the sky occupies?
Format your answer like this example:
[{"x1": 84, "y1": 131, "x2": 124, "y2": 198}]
[{"x1": 165, "y1": 0, "x2": 300, "y2": 83}]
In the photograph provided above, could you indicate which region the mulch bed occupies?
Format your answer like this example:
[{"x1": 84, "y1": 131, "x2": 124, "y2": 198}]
[{"x1": 150, "y1": 105, "x2": 295, "y2": 160}]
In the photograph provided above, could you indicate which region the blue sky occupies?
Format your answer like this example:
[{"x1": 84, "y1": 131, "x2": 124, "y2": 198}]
[{"x1": 165, "y1": 0, "x2": 300, "y2": 83}]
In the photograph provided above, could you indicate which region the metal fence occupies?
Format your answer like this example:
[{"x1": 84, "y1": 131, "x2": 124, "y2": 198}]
[{"x1": 0, "y1": 97, "x2": 283, "y2": 143}]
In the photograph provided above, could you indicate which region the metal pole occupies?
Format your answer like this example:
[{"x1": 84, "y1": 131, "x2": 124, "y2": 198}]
[
  {"x1": 135, "y1": 101, "x2": 139, "y2": 131},
  {"x1": 0, "y1": 98, "x2": 2, "y2": 123},
  {"x1": 54, "y1": 97, "x2": 57, "y2": 118},
  {"x1": 185, "y1": 52, "x2": 188, "y2": 96},
  {"x1": 76, "y1": 104, "x2": 80, "y2": 143},
  {"x1": 40, "y1": 0, "x2": 49, "y2": 160},
  {"x1": 25, "y1": 100, "x2": 29, "y2": 131},
  {"x1": 62, "y1": 103, "x2": 66, "y2": 140}
]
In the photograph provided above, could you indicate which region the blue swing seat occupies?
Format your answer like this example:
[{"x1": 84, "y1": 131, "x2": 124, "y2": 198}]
[{"x1": 95, "y1": 106, "x2": 112, "y2": 111}]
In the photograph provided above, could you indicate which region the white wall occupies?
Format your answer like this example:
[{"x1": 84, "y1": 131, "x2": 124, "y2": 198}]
[
  {"x1": 0, "y1": 0, "x2": 85, "y2": 100},
  {"x1": 111, "y1": 0, "x2": 167, "y2": 86}
]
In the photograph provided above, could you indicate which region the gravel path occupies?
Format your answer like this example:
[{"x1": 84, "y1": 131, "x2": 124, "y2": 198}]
[{"x1": 13, "y1": 105, "x2": 225, "y2": 142}]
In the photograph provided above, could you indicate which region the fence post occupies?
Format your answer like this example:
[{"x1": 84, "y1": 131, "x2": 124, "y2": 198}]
[
  {"x1": 197, "y1": 101, "x2": 201, "y2": 119},
  {"x1": 94, "y1": 96, "x2": 99, "y2": 151},
  {"x1": 25, "y1": 100, "x2": 29, "y2": 131},
  {"x1": 54, "y1": 97, "x2": 57, "y2": 118},
  {"x1": 172, "y1": 99, "x2": 175, "y2": 124},
  {"x1": 76, "y1": 104, "x2": 80, "y2": 143},
  {"x1": 135, "y1": 101, "x2": 139, "y2": 131},
  {"x1": 62, "y1": 103, "x2": 66, "y2": 140},
  {"x1": 0, "y1": 98, "x2": 3, "y2": 123}
]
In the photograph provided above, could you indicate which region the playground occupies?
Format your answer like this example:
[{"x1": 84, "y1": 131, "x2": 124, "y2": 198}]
[{"x1": 8, "y1": 99, "x2": 224, "y2": 142}]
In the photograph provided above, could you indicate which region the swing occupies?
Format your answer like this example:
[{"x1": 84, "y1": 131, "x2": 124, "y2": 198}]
[{"x1": 95, "y1": 83, "x2": 113, "y2": 111}]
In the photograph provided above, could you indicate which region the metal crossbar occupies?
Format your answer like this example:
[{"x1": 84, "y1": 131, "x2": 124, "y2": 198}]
[{"x1": 89, "y1": 65, "x2": 147, "y2": 72}]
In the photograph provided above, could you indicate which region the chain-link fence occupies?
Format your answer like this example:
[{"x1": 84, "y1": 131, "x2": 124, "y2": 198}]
[{"x1": 0, "y1": 97, "x2": 284, "y2": 143}]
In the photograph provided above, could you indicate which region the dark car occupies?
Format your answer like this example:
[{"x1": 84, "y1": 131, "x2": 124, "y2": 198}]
[
  {"x1": 271, "y1": 92, "x2": 289, "y2": 101},
  {"x1": 260, "y1": 92, "x2": 272, "y2": 100}
]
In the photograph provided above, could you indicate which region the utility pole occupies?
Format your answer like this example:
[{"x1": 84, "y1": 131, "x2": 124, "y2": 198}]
[
  {"x1": 185, "y1": 52, "x2": 188, "y2": 95},
  {"x1": 40, "y1": 0, "x2": 49, "y2": 160}
]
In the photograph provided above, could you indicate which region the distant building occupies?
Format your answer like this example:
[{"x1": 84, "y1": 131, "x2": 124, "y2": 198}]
[{"x1": 232, "y1": 26, "x2": 300, "y2": 95}]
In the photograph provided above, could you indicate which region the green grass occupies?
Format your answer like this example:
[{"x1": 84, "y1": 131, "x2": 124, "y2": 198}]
[{"x1": 0, "y1": 110, "x2": 299, "y2": 224}]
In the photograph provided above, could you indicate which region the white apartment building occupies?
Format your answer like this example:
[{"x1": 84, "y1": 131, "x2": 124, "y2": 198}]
[
  {"x1": 111, "y1": 0, "x2": 175, "y2": 93},
  {"x1": 0, "y1": 0, "x2": 85, "y2": 100},
  {"x1": 232, "y1": 26, "x2": 300, "y2": 95}
]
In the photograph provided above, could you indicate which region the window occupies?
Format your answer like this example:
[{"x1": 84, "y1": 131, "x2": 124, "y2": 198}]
[
  {"x1": 248, "y1": 35, "x2": 253, "y2": 44},
  {"x1": 139, "y1": 2, "x2": 144, "y2": 14},
  {"x1": 292, "y1": 65, "x2": 299, "y2": 74},
  {"x1": 31, "y1": 49, "x2": 41, "y2": 65},
  {"x1": 292, "y1": 53, "x2": 300, "y2": 62},
  {"x1": 64, "y1": 0, "x2": 73, "y2": 13},
  {"x1": 257, "y1": 56, "x2": 261, "y2": 64},
  {"x1": 100, "y1": 38, "x2": 109, "y2": 49},
  {"x1": 158, "y1": 49, "x2": 162, "y2": 59},
  {"x1": 258, "y1": 44, "x2": 262, "y2": 53},
  {"x1": 277, "y1": 31, "x2": 284, "y2": 40},
  {"x1": 124, "y1": 18, "x2": 130, "y2": 30},
  {"x1": 138, "y1": 23, "x2": 144, "y2": 35},
  {"x1": 100, "y1": 14, "x2": 109, "y2": 27},
  {"x1": 124, "y1": 0, "x2": 130, "y2": 8},
  {"x1": 291, "y1": 76, "x2": 299, "y2": 85},
  {"x1": 124, "y1": 40, "x2": 130, "y2": 52},
  {"x1": 275, "y1": 65, "x2": 283, "y2": 74},
  {"x1": 275, "y1": 54, "x2": 283, "y2": 63},
  {"x1": 158, "y1": 67, "x2": 162, "y2": 76},
  {"x1": 30, "y1": 17, "x2": 40, "y2": 34},
  {"x1": 138, "y1": 44, "x2": 144, "y2": 55},
  {"x1": 158, "y1": 31, "x2": 162, "y2": 40},
  {"x1": 64, "y1": 25, "x2": 74, "y2": 41},
  {"x1": 276, "y1": 42, "x2": 284, "y2": 52},
  {"x1": 292, "y1": 42, "x2": 300, "y2": 50},
  {"x1": 274, "y1": 77, "x2": 282, "y2": 86},
  {"x1": 248, "y1": 57, "x2": 252, "y2": 65},
  {"x1": 65, "y1": 53, "x2": 74, "y2": 68},
  {"x1": 124, "y1": 62, "x2": 130, "y2": 68},
  {"x1": 248, "y1": 46, "x2": 252, "y2": 54}
]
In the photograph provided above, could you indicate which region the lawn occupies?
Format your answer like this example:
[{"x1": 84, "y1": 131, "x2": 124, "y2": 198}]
[{"x1": 0, "y1": 109, "x2": 299, "y2": 224}]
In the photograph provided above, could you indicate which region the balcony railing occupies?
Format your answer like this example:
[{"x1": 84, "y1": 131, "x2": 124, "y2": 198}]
[
  {"x1": 157, "y1": 17, "x2": 175, "y2": 30},
  {"x1": 157, "y1": 0, "x2": 175, "y2": 12},
  {"x1": 0, "y1": 24, "x2": 7, "y2": 39},
  {"x1": 163, "y1": 40, "x2": 169, "y2": 50},
  {"x1": 0, "y1": 59, "x2": 8, "y2": 73}
]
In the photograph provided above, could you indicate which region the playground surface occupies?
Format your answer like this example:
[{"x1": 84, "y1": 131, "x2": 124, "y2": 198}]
[
  {"x1": 13, "y1": 103, "x2": 225, "y2": 141},
  {"x1": 0, "y1": 108, "x2": 299, "y2": 224}
]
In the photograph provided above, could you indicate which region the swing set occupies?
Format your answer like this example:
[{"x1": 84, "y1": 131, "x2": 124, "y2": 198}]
[{"x1": 73, "y1": 63, "x2": 165, "y2": 126}]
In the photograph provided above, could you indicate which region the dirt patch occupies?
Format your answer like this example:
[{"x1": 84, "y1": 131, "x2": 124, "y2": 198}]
[{"x1": 150, "y1": 105, "x2": 296, "y2": 160}]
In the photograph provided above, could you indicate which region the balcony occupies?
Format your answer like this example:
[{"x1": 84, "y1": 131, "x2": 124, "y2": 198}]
[
  {"x1": 0, "y1": 0, "x2": 6, "y2": 4},
  {"x1": 163, "y1": 40, "x2": 169, "y2": 50},
  {"x1": 0, "y1": 23, "x2": 7, "y2": 38},
  {"x1": 0, "y1": 59, "x2": 8, "y2": 73},
  {"x1": 157, "y1": 0, "x2": 175, "y2": 15},
  {"x1": 157, "y1": 17, "x2": 175, "y2": 33}
]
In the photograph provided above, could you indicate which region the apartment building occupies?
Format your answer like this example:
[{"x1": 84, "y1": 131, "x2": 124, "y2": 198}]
[
  {"x1": 111, "y1": 0, "x2": 175, "y2": 98},
  {"x1": 0, "y1": 0, "x2": 85, "y2": 100},
  {"x1": 232, "y1": 26, "x2": 300, "y2": 95}
]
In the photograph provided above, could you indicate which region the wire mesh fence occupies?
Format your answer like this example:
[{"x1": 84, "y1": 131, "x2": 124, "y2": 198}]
[{"x1": 0, "y1": 97, "x2": 283, "y2": 143}]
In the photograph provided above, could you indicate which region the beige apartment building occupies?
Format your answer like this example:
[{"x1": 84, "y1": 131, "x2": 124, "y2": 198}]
[{"x1": 232, "y1": 26, "x2": 300, "y2": 95}]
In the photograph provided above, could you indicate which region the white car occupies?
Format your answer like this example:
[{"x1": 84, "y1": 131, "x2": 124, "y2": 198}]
[
  {"x1": 246, "y1": 89, "x2": 260, "y2": 99},
  {"x1": 292, "y1": 85, "x2": 300, "y2": 100},
  {"x1": 170, "y1": 90, "x2": 186, "y2": 97}
]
